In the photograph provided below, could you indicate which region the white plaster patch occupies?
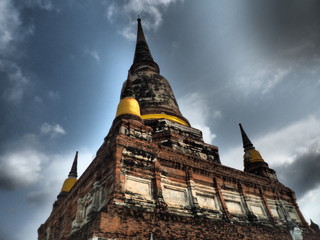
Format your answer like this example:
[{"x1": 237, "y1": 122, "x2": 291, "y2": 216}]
[
  {"x1": 225, "y1": 200, "x2": 244, "y2": 214},
  {"x1": 162, "y1": 185, "x2": 189, "y2": 207},
  {"x1": 194, "y1": 183, "x2": 220, "y2": 210},
  {"x1": 251, "y1": 205, "x2": 265, "y2": 216},
  {"x1": 125, "y1": 175, "x2": 152, "y2": 200},
  {"x1": 246, "y1": 195, "x2": 267, "y2": 219},
  {"x1": 222, "y1": 190, "x2": 245, "y2": 214},
  {"x1": 197, "y1": 194, "x2": 215, "y2": 209}
]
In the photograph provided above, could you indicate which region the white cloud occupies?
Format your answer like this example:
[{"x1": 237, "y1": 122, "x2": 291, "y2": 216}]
[
  {"x1": 48, "y1": 90, "x2": 60, "y2": 101},
  {"x1": 0, "y1": 149, "x2": 46, "y2": 189},
  {"x1": 0, "y1": 0, "x2": 20, "y2": 52},
  {"x1": 257, "y1": 116, "x2": 320, "y2": 166},
  {"x1": 234, "y1": 63, "x2": 291, "y2": 95},
  {"x1": 106, "y1": 3, "x2": 116, "y2": 22},
  {"x1": 84, "y1": 49, "x2": 100, "y2": 62},
  {"x1": 1, "y1": 60, "x2": 29, "y2": 103},
  {"x1": 222, "y1": 116, "x2": 320, "y2": 170},
  {"x1": 40, "y1": 123, "x2": 66, "y2": 138},
  {"x1": 106, "y1": 0, "x2": 183, "y2": 40},
  {"x1": 25, "y1": 0, "x2": 53, "y2": 11},
  {"x1": 119, "y1": 23, "x2": 137, "y2": 41},
  {"x1": 179, "y1": 92, "x2": 218, "y2": 144}
]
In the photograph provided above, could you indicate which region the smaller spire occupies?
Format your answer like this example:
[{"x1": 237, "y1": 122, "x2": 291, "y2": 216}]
[
  {"x1": 239, "y1": 123, "x2": 265, "y2": 165},
  {"x1": 57, "y1": 151, "x2": 79, "y2": 199},
  {"x1": 238, "y1": 124, "x2": 278, "y2": 179},
  {"x1": 68, "y1": 151, "x2": 78, "y2": 178},
  {"x1": 239, "y1": 123, "x2": 254, "y2": 150}
]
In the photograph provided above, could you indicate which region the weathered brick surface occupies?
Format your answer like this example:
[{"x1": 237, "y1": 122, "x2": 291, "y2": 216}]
[
  {"x1": 38, "y1": 116, "x2": 320, "y2": 240},
  {"x1": 62, "y1": 205, "x2": 319, "y2": 240}
]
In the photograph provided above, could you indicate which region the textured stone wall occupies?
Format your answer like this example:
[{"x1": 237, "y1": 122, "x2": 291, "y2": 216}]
[
  {"x1": 38, "y1": 117, "x2": 319, "y2": 240},
  {"x1": 71, "y1": 205, "x2": 319, "y2": 240}
]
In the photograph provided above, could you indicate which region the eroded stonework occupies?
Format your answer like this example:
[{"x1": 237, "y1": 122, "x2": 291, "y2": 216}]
[
  {"x1": 38, "y1": 18, "x2": 320, "y2": 240},
  {"x1": 38, "y1": 116, "x2": 319, "y2": 240}
]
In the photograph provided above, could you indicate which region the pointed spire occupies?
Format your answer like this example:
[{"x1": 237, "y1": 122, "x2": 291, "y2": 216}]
[
  {"x1": 238, "y1": 124, "x2": 278, "y2": 179},
  {"x1": 130, "y1": 18, "x2": 159, "y2": 73},
  {"x1": 239, "y1": 123, "x2": 254, "y2": 150},
  {"x1": 136, "y1": 17, "x2": 147, "y2": 43},
  {"x1": 68, "y1": 151, "x2": 78, "y2": 178},
  {"x1": 57, "y1": 151, "x2": 79, "y2": 199}
]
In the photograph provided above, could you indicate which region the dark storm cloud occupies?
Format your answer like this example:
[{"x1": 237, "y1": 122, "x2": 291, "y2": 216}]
[
  {"x1": 276, "y1": 150, "x2": 320, "y2": 198},
  {"x1": 0, "y1": 175, "x2": 19, "y2": 190},
  {"x1": 245, "y1": 0, "x2": 320, "y2": 57}
]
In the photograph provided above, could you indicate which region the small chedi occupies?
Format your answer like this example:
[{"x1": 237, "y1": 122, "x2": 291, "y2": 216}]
[{"x1": 38, "y1": 19, "x2": 320, "y2": 240}]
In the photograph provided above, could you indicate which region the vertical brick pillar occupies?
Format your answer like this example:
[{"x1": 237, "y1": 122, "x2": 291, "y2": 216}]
[
  {"x1": 153, "y1": 158, "x2": 167, "y2": 210},
  {"x1": 237, "y1": 183, "x2": 251, "y2": 215},
  {"x1": 259, "y1": 187, "x2": 275, "y2": 223},
  {"x1": 290, "y1": 192, "x2": 309, "y2": 228},
  {"x1": 186, "y1": 168, "x2": 200, "y2": 213},
  {"x1": 214, "y1": 177, "x2": 232, "y2": 221},
  {"x1": 113, "y1": 145, "x2": 125, "y2": 203}
]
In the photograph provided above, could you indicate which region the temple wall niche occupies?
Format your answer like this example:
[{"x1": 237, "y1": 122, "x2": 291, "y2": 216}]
[
  {"x1": 194, "y1": 184, "x2": 221, "y2": 211},
  {"x1": 124, "y1": 175, "x2": 152, "y2": 200},
  {"x1": 161, "y1": 176, "x2": 190, "y2": 208},
  {"x1": 246, "y1": 195, "x2": 268, "y2": 219},
  {"x1": 162, "y1": 185, "x2": 190, "y2": 207},
  {"x1": 222, "y1": 190, "x2": 245, "y2": 215}
]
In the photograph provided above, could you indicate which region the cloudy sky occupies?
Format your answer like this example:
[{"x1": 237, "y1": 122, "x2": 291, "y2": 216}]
[{"x1": 1, "y1": 0, "x2": 320, "y2": 239}]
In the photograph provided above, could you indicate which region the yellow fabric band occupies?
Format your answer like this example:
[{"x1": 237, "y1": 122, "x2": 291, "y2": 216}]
[{"x1": 141, "y1": 113, "x2": 189, "y2": 126}]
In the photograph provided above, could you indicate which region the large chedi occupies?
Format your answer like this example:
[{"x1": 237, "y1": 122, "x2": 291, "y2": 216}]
[{"x1": 38, "y1": 19, "x2": 320, "y2": 240}]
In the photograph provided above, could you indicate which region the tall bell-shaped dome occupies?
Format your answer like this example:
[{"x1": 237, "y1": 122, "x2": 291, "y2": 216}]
[{"x1": 121, "y1": 18, "x2": 190, "y2": 126}]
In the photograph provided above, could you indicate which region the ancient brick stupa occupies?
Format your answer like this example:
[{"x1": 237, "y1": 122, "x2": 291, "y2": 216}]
[{"x1": 38, "y1": 19, "x2": 320, "y2": 240}]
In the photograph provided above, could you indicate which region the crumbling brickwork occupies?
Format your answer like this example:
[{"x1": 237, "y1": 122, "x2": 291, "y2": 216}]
[{"x1": 38, "y1": 117, "x2": 319, "y2": 240}]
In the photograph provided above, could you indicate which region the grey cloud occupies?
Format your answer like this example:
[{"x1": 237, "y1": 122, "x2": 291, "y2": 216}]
[
  {"x1": 26, "y1": 190, "x2": 52, "y2": 206},
  {"x1": 275, "y1": 150, "x2": 320, "y2": 198}
]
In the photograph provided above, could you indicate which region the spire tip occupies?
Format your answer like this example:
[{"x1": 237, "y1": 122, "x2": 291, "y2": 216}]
[
  {"x1": 68, "y1": 151, "x2": 78, "y2": 178},
  {"x1": 239, "y1": 123, "x2": 254, "y2": 150}
]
